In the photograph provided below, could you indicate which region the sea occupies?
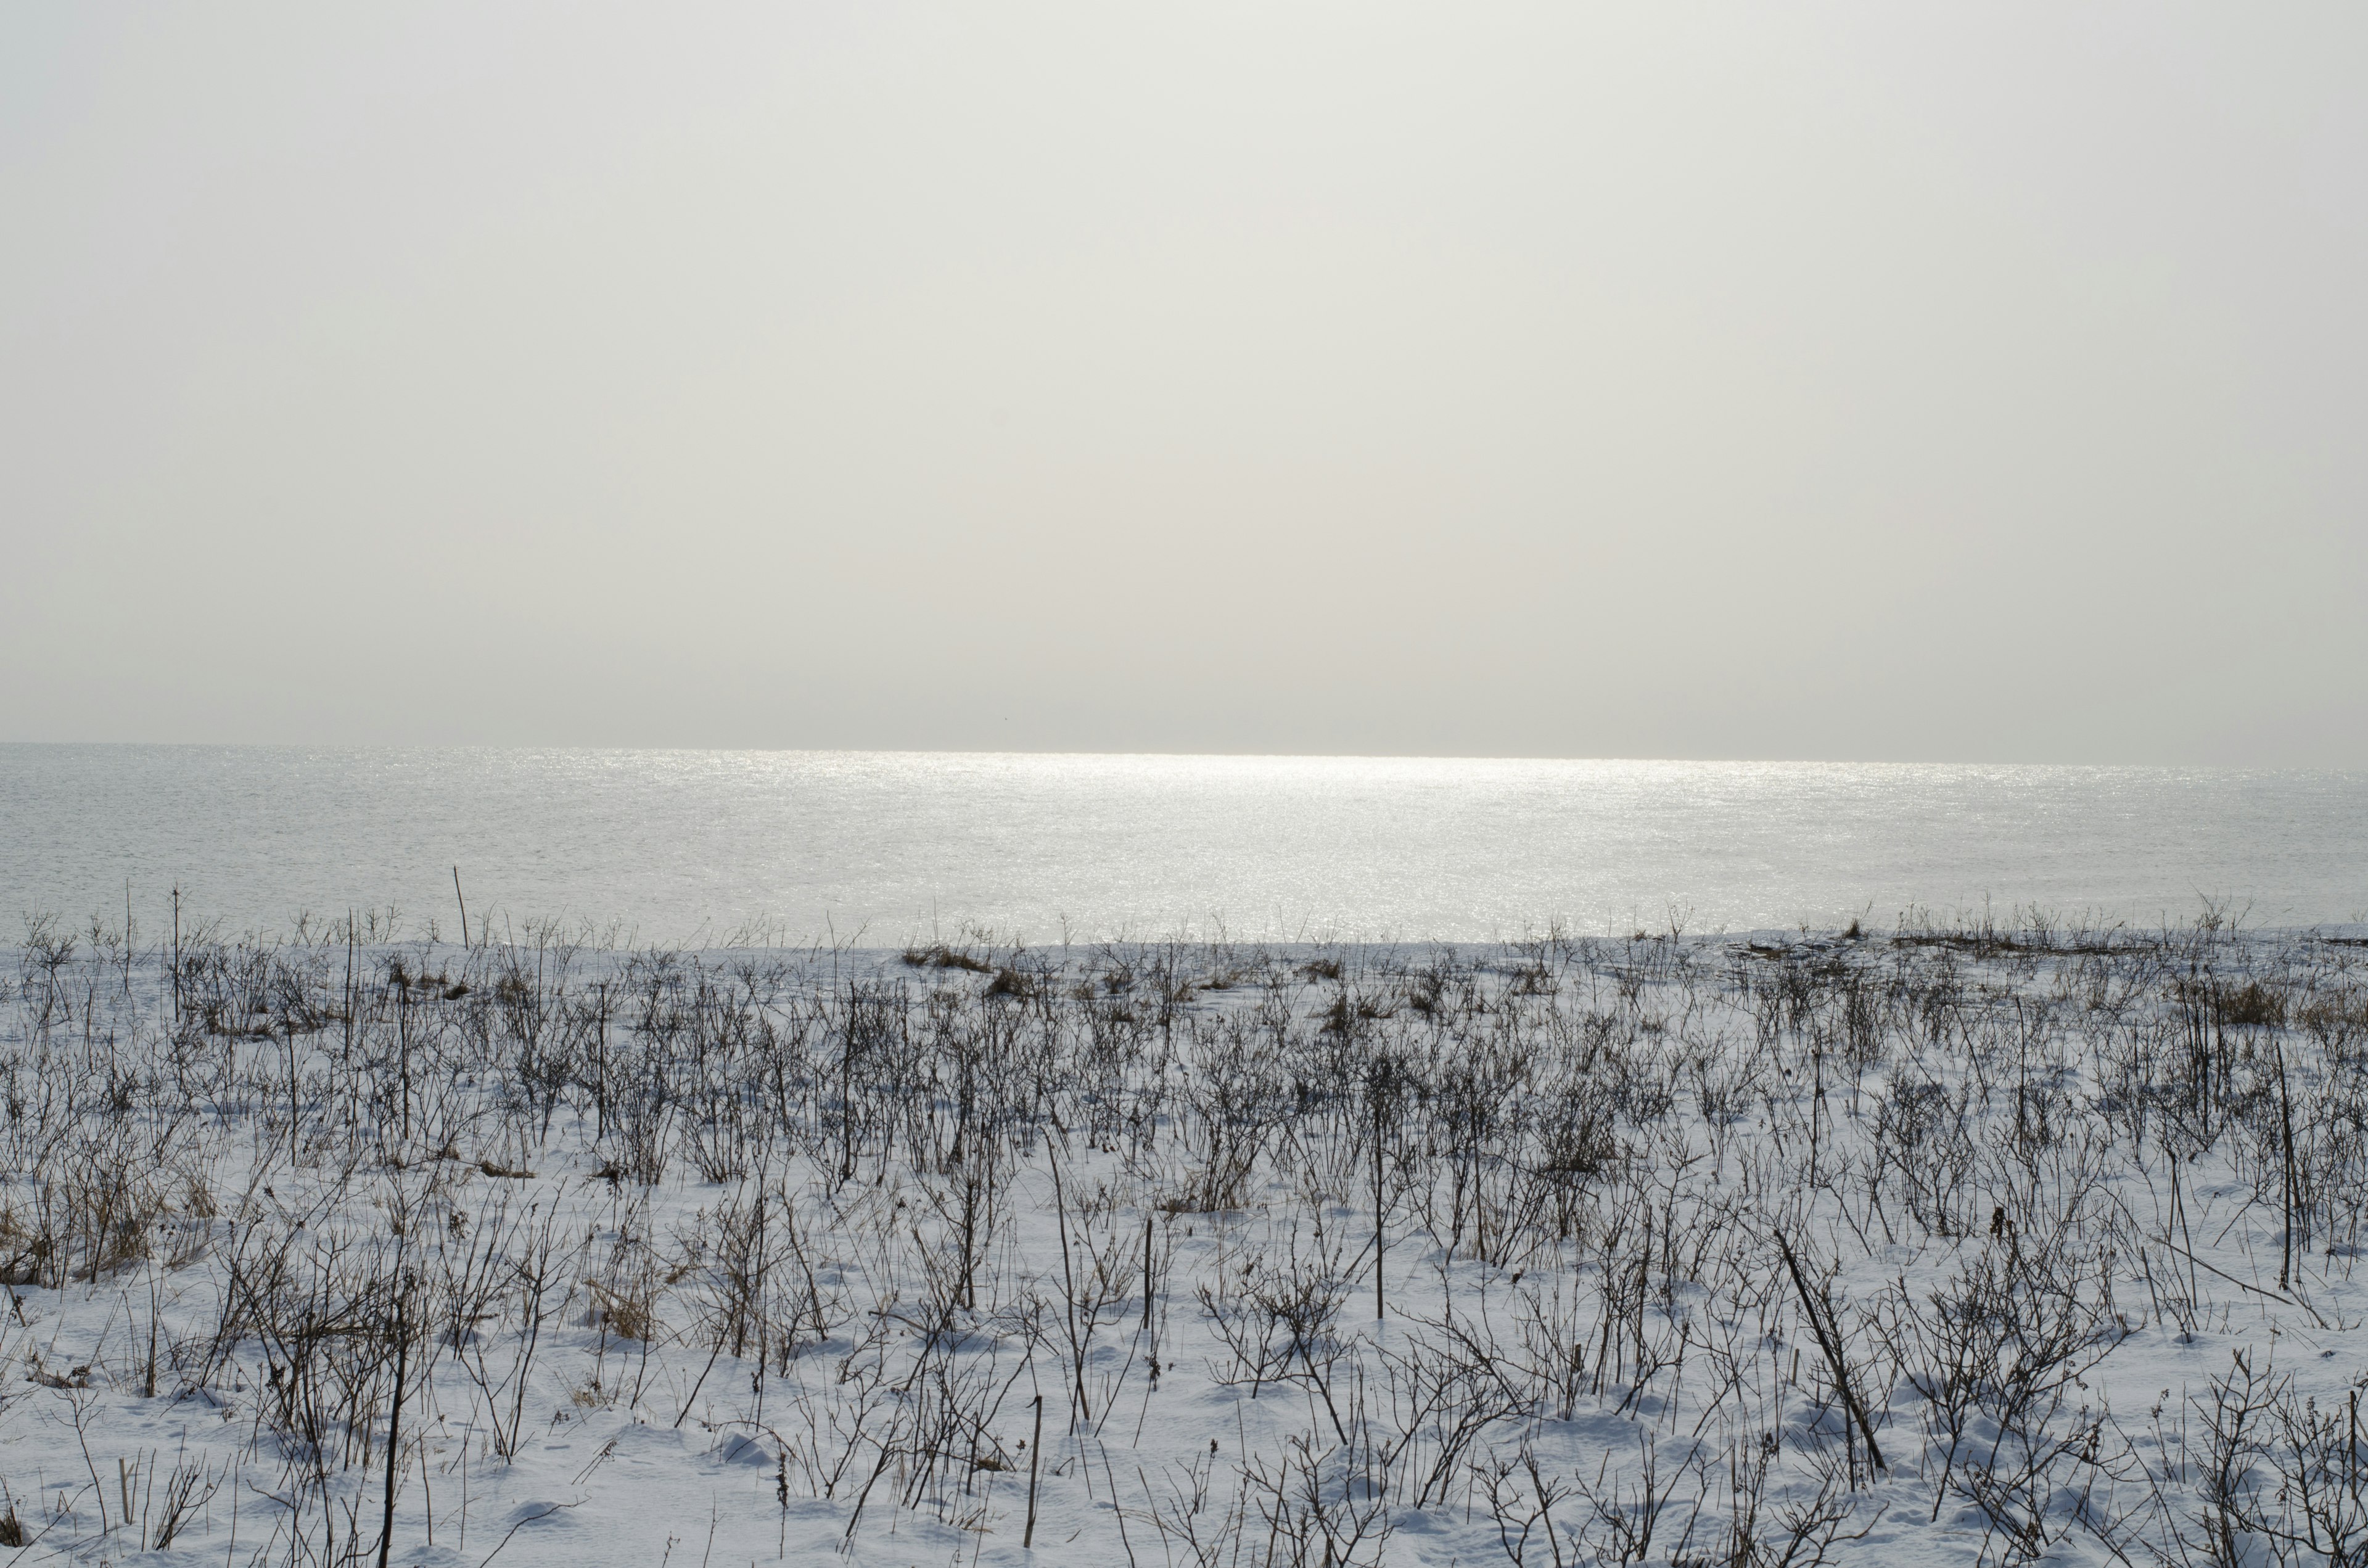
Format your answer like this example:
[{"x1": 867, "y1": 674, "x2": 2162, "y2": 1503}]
[{"x1": 2, "y1": 745, "x2": 2361, "y2": 946}]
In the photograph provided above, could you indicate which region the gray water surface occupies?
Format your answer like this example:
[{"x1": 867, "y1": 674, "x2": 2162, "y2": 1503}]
[{"x1": 2, "y1": 746, "x2": 2361, "y2": 943}]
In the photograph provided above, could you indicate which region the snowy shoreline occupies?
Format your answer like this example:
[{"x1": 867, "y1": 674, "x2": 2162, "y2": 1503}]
[{"x1": 2, "y1": 915, "x2": 2364, "y2": 1564}]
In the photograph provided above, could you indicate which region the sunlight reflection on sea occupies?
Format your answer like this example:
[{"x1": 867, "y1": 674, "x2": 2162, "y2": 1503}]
[{"x1": 2, "y1": 747, "x2": 2361, "y2": 944}]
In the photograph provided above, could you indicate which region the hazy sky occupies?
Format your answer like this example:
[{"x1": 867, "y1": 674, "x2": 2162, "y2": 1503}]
[{"x1": 3, "y1": 4, "x2": 2362, "y2": 763}]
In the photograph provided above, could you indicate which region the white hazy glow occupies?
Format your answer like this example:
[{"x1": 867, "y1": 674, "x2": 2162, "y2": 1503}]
[
  {"x1": 6, "y1": 745, "x2": 2363, "y2": 943},
  {"x1": 2, "y1": 4, "x2": 2362, "y2": 761}
]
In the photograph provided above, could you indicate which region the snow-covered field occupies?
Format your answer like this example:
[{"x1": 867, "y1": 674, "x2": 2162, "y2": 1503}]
[{"x1": 2, "y1": 911, "x2": 2365, "y2": 1566}]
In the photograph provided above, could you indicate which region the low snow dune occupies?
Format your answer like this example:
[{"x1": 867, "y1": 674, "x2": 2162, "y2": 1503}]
[{"x1": 2, "y1": 912, "x2": 2366, "y2": 1565}]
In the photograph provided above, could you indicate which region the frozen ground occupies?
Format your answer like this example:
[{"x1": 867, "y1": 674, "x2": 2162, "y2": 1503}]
[{"x1": 1, "y1": 910, "x2": 2365, "y2": 1566}]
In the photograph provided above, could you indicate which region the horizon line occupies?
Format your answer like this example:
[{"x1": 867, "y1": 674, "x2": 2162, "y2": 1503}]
[{"x1": 2, "y1": 738, "x2": 2362, "y2": 774}]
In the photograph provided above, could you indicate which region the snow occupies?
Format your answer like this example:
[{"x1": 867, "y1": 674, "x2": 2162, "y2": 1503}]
[{"x1": 2, "y1": 916, "x2": 2364, "y2": 1566}]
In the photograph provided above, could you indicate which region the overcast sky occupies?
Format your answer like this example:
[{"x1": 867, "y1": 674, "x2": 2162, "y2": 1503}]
[{"x1": 3, "y1": 4, "x2": 2362, "y2": 763}]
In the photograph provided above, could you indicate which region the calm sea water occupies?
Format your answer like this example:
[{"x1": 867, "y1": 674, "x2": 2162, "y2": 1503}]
[{"x1": 1, "y1": 746, "x2": 2361, "y2": 944}]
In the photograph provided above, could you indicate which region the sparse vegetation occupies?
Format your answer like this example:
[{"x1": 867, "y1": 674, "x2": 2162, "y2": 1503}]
[{"x1": 1, "y1": 905, "x2": 2366, "y2": 1564}]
